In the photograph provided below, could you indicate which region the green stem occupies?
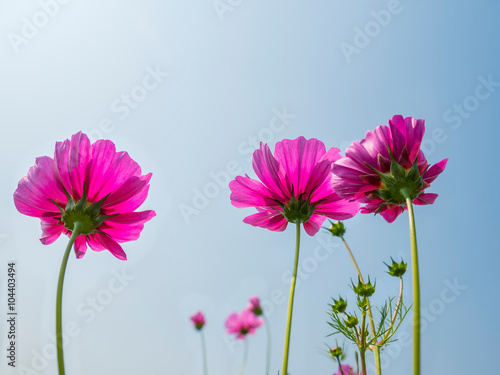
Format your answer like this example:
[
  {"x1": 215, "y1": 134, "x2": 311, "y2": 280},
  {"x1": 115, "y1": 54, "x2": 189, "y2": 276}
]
[
  {"x1": 201, "y1": 330, "x2": 208, "y2": 375},
  {"x1": 337, "y1": 357, "x2": 345, "y2": 375},
  {"x1": 342, "y1": 237, "x2": 381, "y2": 375},
  {"x1": 281, "y1": 223, "x2": 301, "y2": 375},
  {"x1": 263, "y1": 314, "x2": 272, "y2": 375},
  {"x1": 406, "y1": 198, "x2": 420, "y2": 375},
  {"x1": 381, "y1": 277, "x2": 404, "y2": 344},
  {"x1": 360, "y1": 349, "x2": 367, "y2": 375},
  {"x1": 56, "y1": 221, "x2": 82, "y2": 375},
  {"x1": 238, "y1": 338, "x2": 249, "y2": 375}
]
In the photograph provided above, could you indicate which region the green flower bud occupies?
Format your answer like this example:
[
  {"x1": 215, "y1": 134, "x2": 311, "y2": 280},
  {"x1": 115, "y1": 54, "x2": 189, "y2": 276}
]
[
  {"x1": 327, "y1": 220, "x2": 346, "y2": 238},
  {"x1": 331, "y1": 296, "x2": 348, "y2": 314},
  {"x1": 352, "y1": 277, "x2": 376, "y2": 298},
  {"x1": 344, "y1": 313, "x2": 359, "y2": 328},
  {"x1": 384, "y1": 257, "x2": 407, "y2": 277},
  {"x1": 330, "y1": 346, "x2": 343, "y2": 358}
]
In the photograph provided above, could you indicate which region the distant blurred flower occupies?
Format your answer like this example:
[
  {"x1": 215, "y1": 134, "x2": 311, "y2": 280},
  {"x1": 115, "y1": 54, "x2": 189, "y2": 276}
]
[
  {"x1": 225, "y1": 309, "x2": 263, "y2": 339},
  {"x1": 333, "y1": 364, "x2": 360, "y2": 375},
  {"x1": 332, "y1": 115, "x2": 448, "y2": 223},
  {"x1": 247, "y1": 296, "x2": 263, "y2": 316},
  {"x1": 229, "y1": 137, "x2": 359, "y2": 235},
  {"x1": 13, "y1": 131, "x2": 156, "y2": 259},
  {"x1": 190, "y1": 311, "x2": 206, "y2": 330}
]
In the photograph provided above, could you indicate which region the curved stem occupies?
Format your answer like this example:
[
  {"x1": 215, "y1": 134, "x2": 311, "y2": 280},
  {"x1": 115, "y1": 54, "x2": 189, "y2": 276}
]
[
  {"x1": 281, "y1": 223, "x2": 301, "y2": 375},
  {"x1": 342, "y1": 237, "x2": 381, "y2": 375},
  {"x1": 56, "y1": 221, "x2": 82, "y2": 375},
  {"x1": 406, "y1": 198, "x2": 420, "y2": 375},
  {"x1": 238, "y1": 338, "x2": 249, "y2": 375},
  {"x1": 263, "y1": 314, "x2": 272, "y2": 375},
  {"x1": 201, "y1": 330, "x2": 208, "y2": 375}
]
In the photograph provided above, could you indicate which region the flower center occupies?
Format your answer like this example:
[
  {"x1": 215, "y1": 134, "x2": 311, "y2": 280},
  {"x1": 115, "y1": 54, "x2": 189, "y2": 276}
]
[
  {"x1": 52, "y1": 183, "x2": 116, "y2": 235},
  {"x1": 282, "y1": 194, "x2": 317, "y2": 223},
  {"x1": 368, "y1": 150, "x2": 424, "y2": 205}
]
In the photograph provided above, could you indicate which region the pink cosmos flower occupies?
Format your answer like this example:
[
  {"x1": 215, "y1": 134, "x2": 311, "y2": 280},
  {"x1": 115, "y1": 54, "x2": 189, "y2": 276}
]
[
  {"x1": 332, "y1": 115, "x2": 448, "y2": 223},
  {"x1": 13, "y1": 132, "x2": 156, "y2": 260},
  {"x1": 229, "y1": 137, "x2": 360, "y2": 236},
  {"x1": 247, "y1": 296, "x2": 263, "y2": 316},
  {"x1": 190, "y1": 311, "x2": 206, "y2": 330},
  {"x1": 225, "y1": 309, "x2": 263, "y2": 339}
]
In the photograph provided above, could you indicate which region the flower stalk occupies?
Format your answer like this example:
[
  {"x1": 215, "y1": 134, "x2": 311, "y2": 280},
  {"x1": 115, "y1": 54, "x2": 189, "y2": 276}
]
[
  {"x1": 281, "y1": 223, "x2": 301, "y2": 375},
  {"x1": 238, "y1": 339, "x2": 249, "y2": 375},
  {"x1": 201, "y1": 330, "x2": 208, "y2": 375},
  {"x1": 262, "y1": 314, "x2": 272, "y2": 375},
  {"x1": 405, "y1": 197, "x2": 420, "y2": 375},
  {"x1": 56, "y1": 221, "x2": 82, "y2": 375},
  {"x1": 341, "y1": 236, "x2": 382, "y2": 375}
]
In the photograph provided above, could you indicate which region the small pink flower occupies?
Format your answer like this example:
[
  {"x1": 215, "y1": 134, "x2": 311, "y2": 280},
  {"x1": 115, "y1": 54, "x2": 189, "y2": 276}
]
[
  {"x1": 247, "y1": 295, "x2": 263, "y2": 316},
  {"x1": 225, "y1": 309, "x2": 263, "y2": 339},
  {"x1": 190, "y1": 311, "x2": 206, "y2": 330},
  {"x1": 332, "y1": 115, "x2": 448, "y2": 223},
  {"x1": 229, "y1": 137, "x2": 359, "y2": 236},
  {"x1": 13, "y1": 132, "x2": 156, "y2": 260}
]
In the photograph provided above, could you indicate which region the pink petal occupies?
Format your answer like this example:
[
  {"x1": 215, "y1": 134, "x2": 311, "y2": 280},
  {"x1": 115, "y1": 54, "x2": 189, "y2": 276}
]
[
  {"x1": 406, "y1": 117, "x2": 425, "y2": 163},
  {"x1": 423, "y1": 158, "x2": 448, "y2": 184},
  {"x1": 100, "y1": 210, "x2": 156, "y2": 242},
  {"x1": 13, "y1": 156, "x2": 67, "y2": 218},
  {"x1": 414, "y1": 193, "x2": 438, "y2": 206},
  {"x1": 242, "y1": 209, "x2": 288, "y2": 232},
  {"x1": 252, "y1": 143, "x2": 289, "y2": 200},
  {"x1": 102, "y1": 174, "x2": 152, "y2": 213},
  {"x1": 40, "y1": 218, "x2": 64, "y2": 245},
  {"x1": 314, "y1": 196, "x2": 360, "y2": 219},
  {"x1": 380, "y1": 205, "x2": 405, "y2": 223},
  {"x1": 274, "y1": 137, "x2": 326, "y2": 195},
  {"x1": 388, "y1": 115, "x2": 407, "y2": 160},
  {"x1": 229, "y1": 175, "x2": 280, "y2": 209},
  {"x1": 74, "y1": 236, "x2": 88, "y2": 259},
  {"x1": 86, "y1": 141, "x2": 142, "y2": 202},
  {"x1": 91, "y1": 233, "x2": 127, "y2": 260},
  {"x1": 303, "y1": 214, "x2": 326, "y2": 236},
  {"x1": 54, "y1": 132, "x2": 91, "y2": 200}
]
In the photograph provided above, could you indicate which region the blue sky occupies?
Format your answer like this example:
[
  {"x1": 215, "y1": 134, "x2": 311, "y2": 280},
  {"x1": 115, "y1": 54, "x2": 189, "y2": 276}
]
[{"x1": 1, "y1": 1, "x2": 499, "y2": 374}]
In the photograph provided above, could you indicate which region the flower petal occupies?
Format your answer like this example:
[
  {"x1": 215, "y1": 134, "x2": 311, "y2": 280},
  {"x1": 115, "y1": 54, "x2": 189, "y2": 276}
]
[
  {"x1": 380, "y1": 205, "x2": 405, "y2": 223},
  {"x1": 423, "y1": 158, "x2": 448, "y2": 185},
  {"x1": 274, "y1": 137, "x2": 326, "y2": 195},
  {"x1": 229, "y1": 175, "x2": 280, "y2": 208},
  {"x1": 54, "y1": 132, "x2": 91, "y2": 200},
  {"x1": 242, "y1": 209, "x2": 287, "y2": 232},
  {"x1": 100, "y1": 210, "x2": 156, "y2": 242},
  {"x1": 40, "y1": 218, "x2": 64, "y2": 245},
  {"x1": 13, "y1": 156, "x2": 67, "y2": 217},
  {"x1": 86, "y1": 140, "x2": 142, "y2": 202},
  {"x1": 88, "y1": 233, "x2": 127, "y2": 260},
  {"x1": 102, "y1": 174, "x2": 152, "y2": 213},
  {"x1": 252, "y1": 143, "x2": 289, "y2": 200},
  {"x1": 303, "y1": 214, "x2": 326, "y2": 236},
  {"x1": 414, "y1": 193, "x2": 438, "y2": 206},
  {"x1": 74, "y1": 236, "x2": 88, "y2": 259}
]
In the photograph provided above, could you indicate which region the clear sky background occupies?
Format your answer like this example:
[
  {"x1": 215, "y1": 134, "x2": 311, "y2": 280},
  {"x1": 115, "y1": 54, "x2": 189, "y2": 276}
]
[{"x1": 1, "y1": 1, "x2": 499, "y2": 374}]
